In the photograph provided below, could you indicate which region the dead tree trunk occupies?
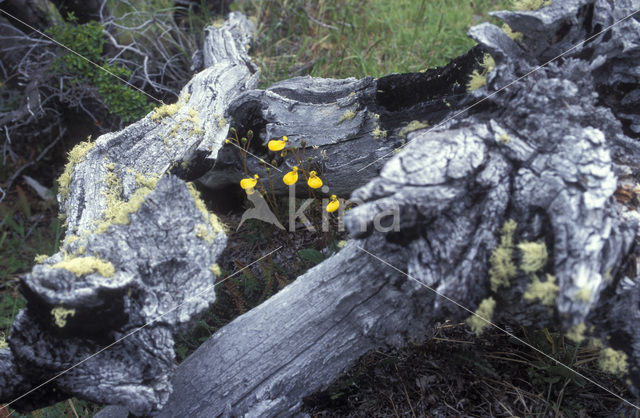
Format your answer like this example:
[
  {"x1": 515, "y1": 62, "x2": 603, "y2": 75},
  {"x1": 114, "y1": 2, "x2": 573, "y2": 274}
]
[{"x1": 4, "y1": 1, "x2": 640, "y2": 417}]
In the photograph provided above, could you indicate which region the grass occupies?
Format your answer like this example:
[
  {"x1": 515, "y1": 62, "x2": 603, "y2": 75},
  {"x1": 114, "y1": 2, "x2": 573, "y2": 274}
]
[
  {"x1": 1, "y1": 0, "x2": 633, "y2": 416},
  {"x1": 232, "y1": 0, "x2": 511, "y2": 87}
]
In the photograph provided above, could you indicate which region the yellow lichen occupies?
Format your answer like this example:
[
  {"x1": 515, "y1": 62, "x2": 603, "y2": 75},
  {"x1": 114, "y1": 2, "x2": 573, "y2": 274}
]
[
  {"x1": 95, "y1": 171, "x2": 160, "y2": 234},
  {"x1": 135, "y1": 172, "x2": 160, "y2": 190},
  {"x1": 512, "y1": 0, "x2": 552, "y2": 11},
  {"x1": 489, "y1": 219, "x2": 518, "y2": 291},
  {"x1": 372, "y1": 127, "x2": 387, "y2": 139},
  {"x1": 566, "y1": 322, "x2": 587, "y2": 343},
  {"x1": 576, "y1": 287, "x2": 592, "y2": 302},
  {"x1": 518, "y1": 241, "x2": 548, "y2": 273},
  {"x1": 588, "y1": 337, "x2": 604, "y2": 348},
  {"x1": 96, "y1": 187, "x2": 153, "y2": 233},
  {"x1": 57, "y1": 138, "x2": 96, "y2": 204},
  {"x1": 399, "y1": 120, "x2": 429, "y2": 138},
  {"x1": 467, "y1": 53, "x2": 496, "y2": 92},
  {"x1": 64, "y1": 235, "x2": 80, "y2": 246},
  {"x1": 195, "y1": 223, "x2": 216, "y2": 243},
  {"x1": 150, "y1": 101, "x2": 183, "y2": 121},
  {"x1": 0, "y1": 332, "x2": 7, "y2": 349},
  {"x1": 217, "y1": 116, "x2": 227, "y2": 128},
  {"x1": 466, "y1": 297, "x2": 496, "y2": 335},
  {"x1": 502, "y1": 23, "x2": 524, "y2": 41},
  {"x1": 186, "y1": 182, "x2": 226, "y2": 234},
  {"x1": 210, "y1": 263, "x2": 222, "y2": 276},
  {"x1": 34, "y1": 254, "x2": 48, "y2": 263},
  {"x1": 598, "y1": 348, "x2": 628, "y2": 376},
  {"x1": 187, "y1": 108, "x2": 204, "y2": 136},
  {"x1": 51, "y1": 306, "x2": 76, "y2": 328},
  {"x1": 52, "y1": 256, "x2": 115, "y2": 277},
  {"x1": 499, "y1": 133, "x2": 511, "y2": 144},
  {"x1": 337, "y1": 110, "x2": 357, "y2": 124},
  {"x1": 523, "y1": 274, "x2": 558, "y2": 306}
]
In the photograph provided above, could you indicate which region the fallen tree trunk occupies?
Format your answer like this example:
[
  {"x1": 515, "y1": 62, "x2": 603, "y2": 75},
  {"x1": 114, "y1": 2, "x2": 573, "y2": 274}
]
[
  {"x1": 0, "y1": 12, "x2": 256, "y2": 415},
  {"x1": 5, "y1": 0, "x2": 640, "y2": 417},
  {"x1": 199, "y1": 47, "x2": 482, "y2": 196}
]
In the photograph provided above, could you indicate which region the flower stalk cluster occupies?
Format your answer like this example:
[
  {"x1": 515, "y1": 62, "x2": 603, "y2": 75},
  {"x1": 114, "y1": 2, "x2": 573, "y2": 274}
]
[{"x1": 236, "y1": 135, "x2": 340, "y2": 213}]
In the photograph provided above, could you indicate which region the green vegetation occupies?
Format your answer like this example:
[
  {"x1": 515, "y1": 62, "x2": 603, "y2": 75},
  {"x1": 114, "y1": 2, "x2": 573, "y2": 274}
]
[
  {"x1": 512, "y1": 0, "x2": 552, "y2": 11},
  {"x1": 47, "y1": 14, "x2": 155, "y2": 123},
  {"x1": 232, "y1": 0, "x2": 512, "y2": 87}
]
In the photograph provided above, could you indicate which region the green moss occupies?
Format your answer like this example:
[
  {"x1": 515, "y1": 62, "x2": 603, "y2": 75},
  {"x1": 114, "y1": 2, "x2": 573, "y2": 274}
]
[
  {"x1": 598, "y1": 348, "x2": 628, "y2": 376},
  {"x1": 337, "y1": 109, "x2": 357, "y2": 124},
  {"x1": 466, "y1": 297, "x2": 496, "y2": 335},
  {"x1": 501, "y1": 23, "x2": 523, "y2": 41},
  {"x1": 57, "y1": 138, "x2": 96, "y2": 204},
  {"x1": 399, "y1": 120, "x2": 429, "y2": 138},
  {"x1": 47, "y1": 19, "x2": 153, "y2": 123},
  {"x1": 467, "y1": 53, "x2": 495, "y2": 92},
  {"x1": 512, "y1": 0, "x2": 552, "y2": 11},
  {"x1": 523, "y1": 274, "x2": 558, "y2": 306},
  {"x1": 566, "y1": 322, "x2": 586, "y2": 343},
  {"x1": 518, "y1": 241, "x2": 548, "y2": 273},
  {"x1": 51, "y1": 306, "x2": 76, "y2": 328},
  {"x1": 52, "y1": 256, "x2": 114, "y2": 277},
  {"x1": 489, "y1": 219, "x2": 518, "y2": 291}
]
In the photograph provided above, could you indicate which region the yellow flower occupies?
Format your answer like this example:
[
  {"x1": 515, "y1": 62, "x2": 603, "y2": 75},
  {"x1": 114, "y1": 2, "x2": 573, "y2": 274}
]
[
  {"x1": 283, "y1": 166, "x2": 299, "y2": 185},
  {"x1": 240, "y1": 174, "x2": 259, "y2": 190},
  {"x1": 268, "y1": 135, "x2": 288, "y2": 152},
  {"x1": 307, "y1": 171, "x2": 323, "y2": 189},
  {"x1": 326, "y1": 195, "x2": 339, "y2": 213}
]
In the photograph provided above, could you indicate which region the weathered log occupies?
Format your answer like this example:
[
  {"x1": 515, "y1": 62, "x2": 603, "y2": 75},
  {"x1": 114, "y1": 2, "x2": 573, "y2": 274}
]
[
  {"x1": 0, "y1": 12, "x2": 256, "y2": 415},
  {"x1": 96, "y1": 1, "x2": 640, "y2": 416},
  {"x1": 7, "y1": 0, "x2": 640, "y2": 416},
  {"x1": 200, "y1": 47, "x2": 482, "y2": 196}
]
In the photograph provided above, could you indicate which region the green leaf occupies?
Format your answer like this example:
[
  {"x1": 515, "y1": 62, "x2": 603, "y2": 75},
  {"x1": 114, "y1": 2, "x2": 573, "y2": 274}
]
[{"x1": 297, "y1": 248, "x2": 324, "y2": 266}]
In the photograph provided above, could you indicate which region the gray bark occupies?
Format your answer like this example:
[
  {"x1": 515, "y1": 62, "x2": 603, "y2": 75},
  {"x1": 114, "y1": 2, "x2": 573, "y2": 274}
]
[
  {"x1": 0, "y1": 12, "x2": 255, "y2": 415},
  {"x1": 5, "y1": 1, "x2": 640, "y2": 417},
  {"x1": 156, "y1": 1, "x2": 640, "y2": 415}
]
